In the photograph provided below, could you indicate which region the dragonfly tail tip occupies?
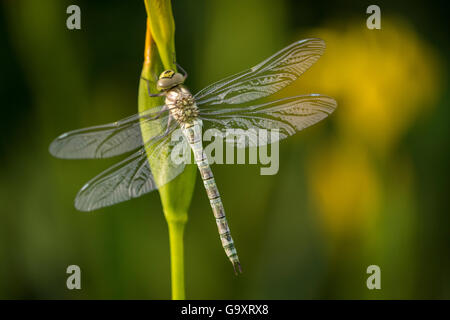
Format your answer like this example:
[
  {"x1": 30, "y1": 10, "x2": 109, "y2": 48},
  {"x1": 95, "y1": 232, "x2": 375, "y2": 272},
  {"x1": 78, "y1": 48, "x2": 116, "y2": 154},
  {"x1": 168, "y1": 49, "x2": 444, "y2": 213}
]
[{"x1": 232, "y1": 261, "x2": 243, "y2": 275}]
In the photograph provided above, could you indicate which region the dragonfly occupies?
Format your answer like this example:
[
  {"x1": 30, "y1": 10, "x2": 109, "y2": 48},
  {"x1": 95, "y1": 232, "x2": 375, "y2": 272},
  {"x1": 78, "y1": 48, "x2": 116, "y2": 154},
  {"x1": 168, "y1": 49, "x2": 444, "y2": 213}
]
[{"x1": 49, "y1": 38, "x2": 337, "y2": 274}]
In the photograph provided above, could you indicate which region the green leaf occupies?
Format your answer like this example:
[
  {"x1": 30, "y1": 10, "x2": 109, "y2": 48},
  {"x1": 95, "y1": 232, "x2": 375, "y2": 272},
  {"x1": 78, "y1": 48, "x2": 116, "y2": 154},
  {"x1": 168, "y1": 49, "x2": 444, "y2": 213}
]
[{"x1": 144, "y1": 0, "x2": 176, "y2": 70}]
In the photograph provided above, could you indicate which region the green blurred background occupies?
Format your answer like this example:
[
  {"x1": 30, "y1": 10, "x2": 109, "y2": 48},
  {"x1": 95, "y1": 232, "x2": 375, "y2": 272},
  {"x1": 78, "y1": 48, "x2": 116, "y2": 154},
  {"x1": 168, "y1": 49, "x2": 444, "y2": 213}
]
[{"x1": 0, "y1": 0, "x2": 448, "y2": 299}]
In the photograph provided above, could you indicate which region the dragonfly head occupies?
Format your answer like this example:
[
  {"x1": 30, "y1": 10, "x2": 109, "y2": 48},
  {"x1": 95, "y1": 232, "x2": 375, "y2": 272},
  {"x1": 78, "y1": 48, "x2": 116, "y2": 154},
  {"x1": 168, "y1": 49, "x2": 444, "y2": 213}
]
[{"x1": 156, "y1": 69, "x2": 185, "y2": 91}]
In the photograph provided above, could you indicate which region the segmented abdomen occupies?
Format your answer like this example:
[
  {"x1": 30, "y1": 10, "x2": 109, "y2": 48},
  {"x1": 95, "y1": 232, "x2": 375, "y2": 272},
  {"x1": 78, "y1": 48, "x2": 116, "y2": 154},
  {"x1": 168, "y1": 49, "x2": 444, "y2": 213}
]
[{"x1": 182, "y1": 120, "x2": 241, "y2": 273}]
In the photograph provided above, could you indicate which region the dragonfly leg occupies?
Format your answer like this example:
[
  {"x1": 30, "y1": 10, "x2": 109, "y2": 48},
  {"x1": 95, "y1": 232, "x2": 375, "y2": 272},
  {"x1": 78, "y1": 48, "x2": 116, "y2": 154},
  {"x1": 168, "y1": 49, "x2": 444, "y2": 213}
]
[
  {"x1": 164, "y1": 114, "x2": 174, "y2": 135},
  {"x1": 144, "y1": 115, "x2": 174, "y2": 144},
  {"x1": 171, "y1": 53, "x2": 188, "y2": 80},
  {"x1": 141, "y1": 76, "x2": 166, "y2": 97},
  {"x1": 144, "y1": 105, "x2": 169, "y2": 121},
  {"x1": 176, "y1": 63, "x2": 188, "y2": 81}
]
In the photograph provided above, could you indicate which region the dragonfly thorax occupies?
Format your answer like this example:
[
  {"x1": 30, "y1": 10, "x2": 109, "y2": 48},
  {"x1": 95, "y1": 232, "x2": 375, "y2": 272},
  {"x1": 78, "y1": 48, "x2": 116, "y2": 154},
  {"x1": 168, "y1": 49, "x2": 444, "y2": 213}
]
[{"x1": 166, "y1": 84, "x2": 199, "y2": 124}]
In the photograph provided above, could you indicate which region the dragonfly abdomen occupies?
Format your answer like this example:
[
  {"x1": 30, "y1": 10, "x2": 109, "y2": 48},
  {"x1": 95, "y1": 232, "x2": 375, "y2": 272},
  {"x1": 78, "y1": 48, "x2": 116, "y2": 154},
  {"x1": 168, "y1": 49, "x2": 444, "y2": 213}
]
[{"x1": 182, "y1": 120, "x2": 242, "y2": 274}]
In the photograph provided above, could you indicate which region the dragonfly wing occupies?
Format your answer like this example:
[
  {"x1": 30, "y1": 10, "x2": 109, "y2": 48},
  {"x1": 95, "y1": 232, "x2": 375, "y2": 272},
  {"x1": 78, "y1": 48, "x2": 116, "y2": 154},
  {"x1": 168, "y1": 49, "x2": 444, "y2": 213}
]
[
  {"x1": 199, "y1": 95, "x2": 337, "y2": 147},
  {"x1": 194, "y1": 38, "x2": 325, "y2": 107},
  {"x1": 49, "y1": 105, "x2": 171, "y2": 159},
  {"x1": 74, "y1": 124, "x2": 188, "y2": 211}
]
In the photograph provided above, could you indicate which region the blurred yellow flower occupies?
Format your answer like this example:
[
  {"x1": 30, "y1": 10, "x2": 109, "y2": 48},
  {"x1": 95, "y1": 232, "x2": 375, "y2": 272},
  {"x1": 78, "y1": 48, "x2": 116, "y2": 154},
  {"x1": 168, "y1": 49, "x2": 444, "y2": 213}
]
[
  {"x1": 283, "y1": 18, "x2": 441, "y2": 154},
  {"x1": 307, "y1": 141, "x2": 380, "y2": 238},
  {"x1": 293, "y1": 17, "x2": 442, "y2": 237}
]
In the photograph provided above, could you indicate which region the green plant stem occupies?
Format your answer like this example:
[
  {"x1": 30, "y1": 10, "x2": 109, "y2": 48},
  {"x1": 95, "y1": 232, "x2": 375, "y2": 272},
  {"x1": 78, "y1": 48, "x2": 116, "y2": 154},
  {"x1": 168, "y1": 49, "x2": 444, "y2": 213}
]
[
  {"x1": 167, "y1": 218, "x2": 186, "y2": 299},
  {"x1": 140, "y1": 0, "x2": 196, "y2": 300}
]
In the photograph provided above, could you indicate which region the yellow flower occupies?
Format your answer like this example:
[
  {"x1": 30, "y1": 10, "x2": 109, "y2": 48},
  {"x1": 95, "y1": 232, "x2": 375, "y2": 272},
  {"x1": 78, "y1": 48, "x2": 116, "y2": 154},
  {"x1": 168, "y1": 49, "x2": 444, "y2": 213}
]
[
  {"x1": 282, "y1": 18, "x2": 442, "y2": 154},
  {"x1": 295, "y1": 18, "x2": 442, "y2": 236},
  {"x1": 307, "y1": 141, "x2": 380, "y2": 238}
]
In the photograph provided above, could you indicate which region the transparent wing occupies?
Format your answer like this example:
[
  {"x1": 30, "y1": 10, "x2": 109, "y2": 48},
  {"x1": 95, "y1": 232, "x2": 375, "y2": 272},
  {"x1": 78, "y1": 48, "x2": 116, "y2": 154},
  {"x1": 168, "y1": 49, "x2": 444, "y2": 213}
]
[
  {"x1": 199, "y1": 94, "x2": 336, "y2": 147},
  {"x1": 74, "y1": 123, "x2": 189, "y2": 212},
  {"x1": 49, "y1": 105, "x2": 172, "y2": 159},
  {"x1": 194, "y1": 38, "x2": 325, "y2": 107}
]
